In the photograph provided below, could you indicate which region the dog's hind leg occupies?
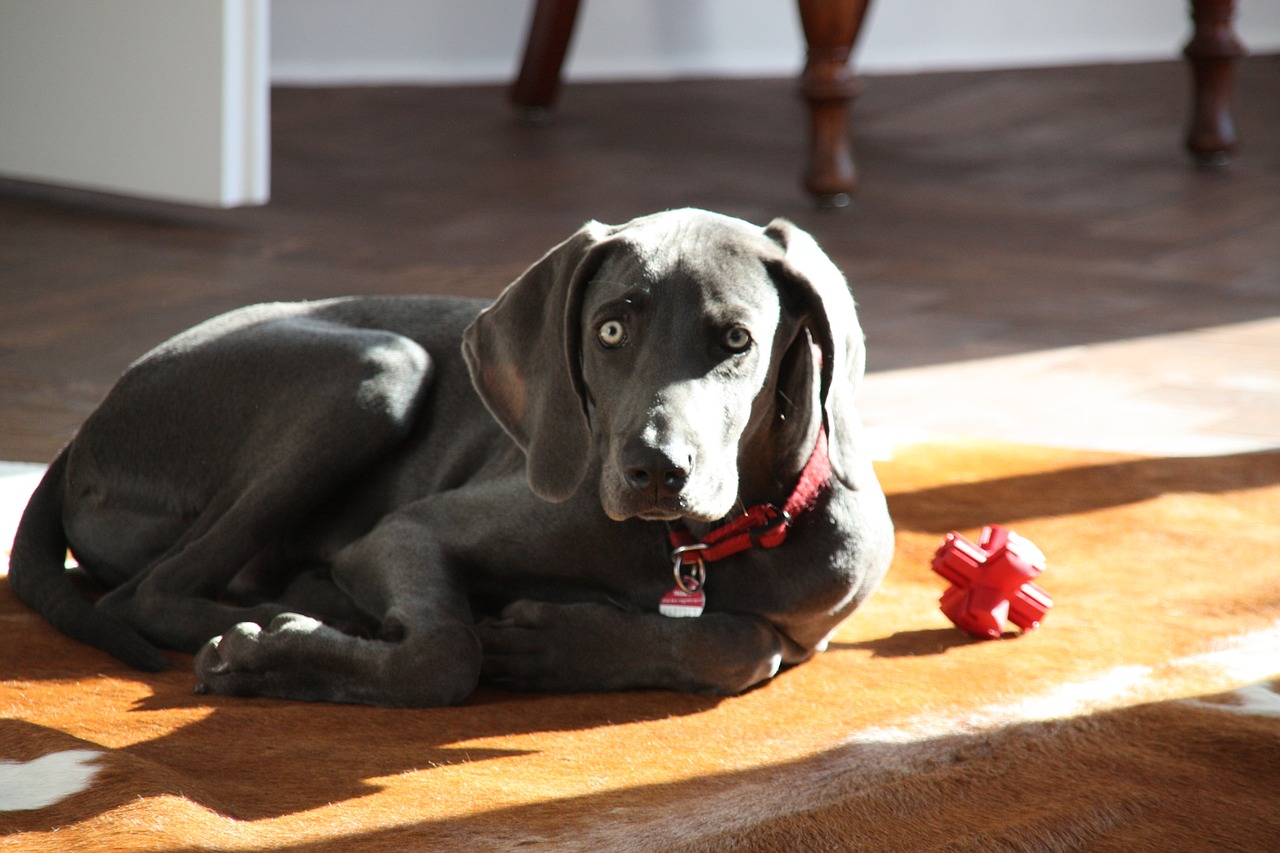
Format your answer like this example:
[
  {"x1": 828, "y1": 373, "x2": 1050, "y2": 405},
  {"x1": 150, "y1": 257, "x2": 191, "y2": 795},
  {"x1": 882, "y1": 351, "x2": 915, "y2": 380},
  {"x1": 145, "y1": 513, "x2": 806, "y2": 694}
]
[
  {"x1": 93, "y1": 487, "x2": 342, "y2": 654},
  {"x1": 193, "y1": 506, "x2": 483, "y2": 706},
  {"x1": 75, "y1": 312, "x2": 435, "y2": 660}
]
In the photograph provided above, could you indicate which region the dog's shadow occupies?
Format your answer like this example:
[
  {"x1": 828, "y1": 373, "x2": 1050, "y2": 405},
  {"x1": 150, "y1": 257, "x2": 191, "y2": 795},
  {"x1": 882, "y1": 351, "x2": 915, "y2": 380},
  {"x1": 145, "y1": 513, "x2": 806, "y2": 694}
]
[{"x1": 3, "y1": 662, "x2": 724, "y2": 828}]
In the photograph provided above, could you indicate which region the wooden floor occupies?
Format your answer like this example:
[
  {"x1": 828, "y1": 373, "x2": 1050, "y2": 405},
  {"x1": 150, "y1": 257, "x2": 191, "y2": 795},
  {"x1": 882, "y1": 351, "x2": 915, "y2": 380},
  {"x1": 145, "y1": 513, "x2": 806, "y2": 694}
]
[{"x1": 1, "y1": 57, "x2": 1278, "y2": 462}]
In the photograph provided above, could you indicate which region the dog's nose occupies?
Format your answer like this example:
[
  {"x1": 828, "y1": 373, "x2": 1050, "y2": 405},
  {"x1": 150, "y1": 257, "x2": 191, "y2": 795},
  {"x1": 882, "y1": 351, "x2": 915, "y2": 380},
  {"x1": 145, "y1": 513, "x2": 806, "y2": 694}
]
[{"x1": 624, "y1": 451, "x2": 689, "y2": 498}]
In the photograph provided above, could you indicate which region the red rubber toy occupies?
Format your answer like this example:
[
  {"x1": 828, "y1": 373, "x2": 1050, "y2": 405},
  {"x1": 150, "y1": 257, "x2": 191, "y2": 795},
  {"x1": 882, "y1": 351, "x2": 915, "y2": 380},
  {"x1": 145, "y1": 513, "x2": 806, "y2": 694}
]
[{"x1": 931, "y1": 525, "x2": 1052, "y2": 639}]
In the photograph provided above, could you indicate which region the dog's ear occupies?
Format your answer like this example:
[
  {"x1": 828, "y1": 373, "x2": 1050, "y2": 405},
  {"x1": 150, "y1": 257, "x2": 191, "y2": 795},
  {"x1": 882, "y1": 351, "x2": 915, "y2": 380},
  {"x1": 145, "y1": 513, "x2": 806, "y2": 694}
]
[
  {"x1": 764, "y1": 218, "x2": 867, "y2": 491},
  {"x1": 462, "y1": 221, "x2": 612, "y2": 502},
  {"x1": 772, "y1": 324, "x2": 823, "y2": 481}
]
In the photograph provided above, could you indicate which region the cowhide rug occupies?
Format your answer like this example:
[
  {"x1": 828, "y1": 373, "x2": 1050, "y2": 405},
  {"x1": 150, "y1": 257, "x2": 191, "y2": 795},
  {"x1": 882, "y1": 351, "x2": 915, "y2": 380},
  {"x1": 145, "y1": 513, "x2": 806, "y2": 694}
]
[{"x1": 2, "y1": 441, "x2": 1278, "y2": 852}]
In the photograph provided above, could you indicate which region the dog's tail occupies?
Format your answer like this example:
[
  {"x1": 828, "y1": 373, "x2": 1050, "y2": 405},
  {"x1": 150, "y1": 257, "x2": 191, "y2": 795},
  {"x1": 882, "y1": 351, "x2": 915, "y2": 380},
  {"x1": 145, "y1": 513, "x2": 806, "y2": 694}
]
[{"x1": 8, "y1": 448, "x2": 170, "y2": 672}]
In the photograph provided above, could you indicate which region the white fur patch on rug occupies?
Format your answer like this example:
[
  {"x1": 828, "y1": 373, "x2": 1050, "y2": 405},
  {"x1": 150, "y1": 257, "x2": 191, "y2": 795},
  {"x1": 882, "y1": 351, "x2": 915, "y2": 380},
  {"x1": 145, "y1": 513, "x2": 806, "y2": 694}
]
[{"x1": 0, "y1": 463, "x2": 43, "y2": 577}]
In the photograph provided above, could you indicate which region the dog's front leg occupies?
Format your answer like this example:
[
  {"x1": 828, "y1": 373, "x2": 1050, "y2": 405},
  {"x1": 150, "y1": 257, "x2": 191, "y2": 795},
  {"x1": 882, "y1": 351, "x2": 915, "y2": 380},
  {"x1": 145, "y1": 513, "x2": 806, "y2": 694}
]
[{"x1": 479, "y1": 600, "x2": 785, "y2": 695}]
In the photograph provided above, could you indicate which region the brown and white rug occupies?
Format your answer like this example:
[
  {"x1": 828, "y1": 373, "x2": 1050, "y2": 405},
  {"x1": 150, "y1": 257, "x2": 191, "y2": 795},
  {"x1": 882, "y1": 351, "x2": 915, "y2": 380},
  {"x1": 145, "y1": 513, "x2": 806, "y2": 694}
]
[{"x1": 3, "y1": 441, "x2": 1278, "y2": 852}]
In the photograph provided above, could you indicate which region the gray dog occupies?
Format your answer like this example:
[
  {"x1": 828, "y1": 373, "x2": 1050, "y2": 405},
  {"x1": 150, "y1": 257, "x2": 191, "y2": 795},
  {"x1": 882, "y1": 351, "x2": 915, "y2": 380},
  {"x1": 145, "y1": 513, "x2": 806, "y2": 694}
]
[{"x1": 10, "y1": 209, "x2": 893, "y2": 707}]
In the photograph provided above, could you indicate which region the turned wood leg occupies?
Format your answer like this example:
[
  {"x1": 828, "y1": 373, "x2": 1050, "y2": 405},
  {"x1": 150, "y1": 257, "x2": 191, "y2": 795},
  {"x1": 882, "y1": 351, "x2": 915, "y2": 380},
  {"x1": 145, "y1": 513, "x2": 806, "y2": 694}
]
[
  {"x1": 510, "y1": 0, "x2": 583, "y2": 123},
  {"x1": 796, "y1": 0, "x2": 873, "y2": 208},
  {"x1": 1183, "y1": 0, "x2": 1247, "y2": 166}
]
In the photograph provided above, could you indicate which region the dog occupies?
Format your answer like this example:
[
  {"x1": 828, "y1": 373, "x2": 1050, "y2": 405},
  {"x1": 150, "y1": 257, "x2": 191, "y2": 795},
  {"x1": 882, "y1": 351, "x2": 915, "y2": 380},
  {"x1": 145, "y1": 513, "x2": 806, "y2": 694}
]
[{"x1": 9, "y1": 209, "x2": 894, "y2": 707}]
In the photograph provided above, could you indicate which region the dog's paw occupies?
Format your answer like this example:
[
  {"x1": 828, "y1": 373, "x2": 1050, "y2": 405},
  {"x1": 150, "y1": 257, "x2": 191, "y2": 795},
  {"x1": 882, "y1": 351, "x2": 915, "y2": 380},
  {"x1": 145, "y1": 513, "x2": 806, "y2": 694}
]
[
  {"x1": 194, "y1": 613, "x2": 323, "y2": 697},
  {"x1": 478, "y1": 600, "x2": 630, "y2": 693}
]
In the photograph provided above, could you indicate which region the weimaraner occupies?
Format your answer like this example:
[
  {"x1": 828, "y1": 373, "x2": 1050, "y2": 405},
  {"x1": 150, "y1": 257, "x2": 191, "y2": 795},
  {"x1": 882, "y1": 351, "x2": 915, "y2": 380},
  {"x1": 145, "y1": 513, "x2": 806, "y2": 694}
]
[{"x1": 9, "y1": 209, "x2": 893, "y2": 707}]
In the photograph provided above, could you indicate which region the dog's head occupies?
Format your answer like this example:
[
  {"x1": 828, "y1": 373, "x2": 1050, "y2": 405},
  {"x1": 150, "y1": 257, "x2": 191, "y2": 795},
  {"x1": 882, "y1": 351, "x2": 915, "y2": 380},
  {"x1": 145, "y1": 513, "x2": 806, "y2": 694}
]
[{"x1": 463, "y1": 209, "x2": 866, "y2": 522}]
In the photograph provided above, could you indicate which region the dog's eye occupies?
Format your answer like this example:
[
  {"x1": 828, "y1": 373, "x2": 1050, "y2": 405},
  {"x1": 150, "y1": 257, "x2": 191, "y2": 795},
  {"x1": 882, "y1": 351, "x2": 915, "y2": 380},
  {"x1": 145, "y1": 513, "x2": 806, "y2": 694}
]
[
  {"x1": 722, "y1": 326, "x2": 752, "y2": 353},
  {"x1": 598, "y1": 320, "x2": 627, "y2": 348}
]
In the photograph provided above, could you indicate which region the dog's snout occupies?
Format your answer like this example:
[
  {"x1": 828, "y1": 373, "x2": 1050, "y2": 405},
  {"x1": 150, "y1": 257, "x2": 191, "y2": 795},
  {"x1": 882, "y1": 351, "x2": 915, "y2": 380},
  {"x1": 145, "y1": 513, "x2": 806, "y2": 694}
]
[{"x1": 623, "y1": 448, "x2": 690, "y2": 499}]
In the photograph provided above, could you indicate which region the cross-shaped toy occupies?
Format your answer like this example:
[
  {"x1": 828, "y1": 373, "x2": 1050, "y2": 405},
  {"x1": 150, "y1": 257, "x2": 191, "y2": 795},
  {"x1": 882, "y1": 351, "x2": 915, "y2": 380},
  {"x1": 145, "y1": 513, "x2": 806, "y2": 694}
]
[{"x1": 931, "y1": 525, "x2": 1052, "y2": 639}]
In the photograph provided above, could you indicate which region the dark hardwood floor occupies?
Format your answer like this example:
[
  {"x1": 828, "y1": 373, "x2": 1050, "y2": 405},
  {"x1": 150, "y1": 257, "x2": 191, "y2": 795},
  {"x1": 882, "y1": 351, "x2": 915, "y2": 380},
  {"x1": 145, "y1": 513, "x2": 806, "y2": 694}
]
[{"x1": 2, "y1": 57, "x2": 1277, "y2": 461}]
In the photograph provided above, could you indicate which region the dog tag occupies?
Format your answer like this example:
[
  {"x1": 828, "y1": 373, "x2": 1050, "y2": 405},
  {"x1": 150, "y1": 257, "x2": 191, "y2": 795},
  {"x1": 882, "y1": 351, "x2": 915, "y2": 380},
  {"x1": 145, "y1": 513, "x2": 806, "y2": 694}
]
[{"x1": 659, "y1": 588, "x2": 705, "y2": 618}]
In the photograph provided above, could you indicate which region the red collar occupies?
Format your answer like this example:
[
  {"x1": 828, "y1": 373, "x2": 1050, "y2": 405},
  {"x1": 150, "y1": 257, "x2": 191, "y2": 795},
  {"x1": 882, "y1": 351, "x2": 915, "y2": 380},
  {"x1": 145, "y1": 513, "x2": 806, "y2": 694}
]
[{"x1": 668, "y1": 427, "x2": 832, "y2": 567}]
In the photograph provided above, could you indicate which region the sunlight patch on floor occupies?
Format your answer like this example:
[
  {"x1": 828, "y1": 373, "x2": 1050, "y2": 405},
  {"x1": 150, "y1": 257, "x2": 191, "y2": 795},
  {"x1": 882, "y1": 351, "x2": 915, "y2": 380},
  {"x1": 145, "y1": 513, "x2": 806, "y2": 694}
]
[{"x1": 862, "y1": 317, "x2": 1280, "y2": 457}]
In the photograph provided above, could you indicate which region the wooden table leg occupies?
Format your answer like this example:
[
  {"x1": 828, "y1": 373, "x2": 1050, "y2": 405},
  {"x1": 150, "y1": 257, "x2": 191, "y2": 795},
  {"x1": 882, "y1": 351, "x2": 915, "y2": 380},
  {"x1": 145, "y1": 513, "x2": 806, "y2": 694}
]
[
  {"x1": 796, "y1": 0, "x2": 873, "y2": 208},
  {"x1": 1183, "y1": 0, "x2": 1247, "y2": 166},
  {"x1": 510, "y1": 0, "x2": 583, "y2": 124}
]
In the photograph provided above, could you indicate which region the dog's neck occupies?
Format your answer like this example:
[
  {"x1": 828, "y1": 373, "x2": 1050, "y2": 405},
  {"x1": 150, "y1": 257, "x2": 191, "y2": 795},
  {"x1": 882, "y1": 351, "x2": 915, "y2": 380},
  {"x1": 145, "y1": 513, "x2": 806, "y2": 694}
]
[{"x1": 669, "y1": 424, "x2": 829, "y2": 568}]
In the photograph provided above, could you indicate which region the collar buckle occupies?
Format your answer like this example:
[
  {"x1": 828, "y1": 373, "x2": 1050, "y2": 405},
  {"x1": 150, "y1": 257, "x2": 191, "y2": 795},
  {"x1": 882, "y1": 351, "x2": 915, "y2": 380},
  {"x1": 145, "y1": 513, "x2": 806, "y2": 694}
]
[
  {"x1": 749, "y1": 508, "x2": 792, "y2": 549},
  {"x1": 671, "y1": 543, "x2": 708, "y2": 592}
]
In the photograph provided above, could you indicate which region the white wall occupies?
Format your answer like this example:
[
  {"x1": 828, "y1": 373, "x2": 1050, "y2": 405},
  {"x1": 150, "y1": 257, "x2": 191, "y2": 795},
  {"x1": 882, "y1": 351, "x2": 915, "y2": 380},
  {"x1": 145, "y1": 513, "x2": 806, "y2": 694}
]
[
  {"x1": 0, "y1": 0, "x2": 269, "y2": 207},
  {"x1": 271, "y1": 0, "x2": 1280, "y2": 85}
]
